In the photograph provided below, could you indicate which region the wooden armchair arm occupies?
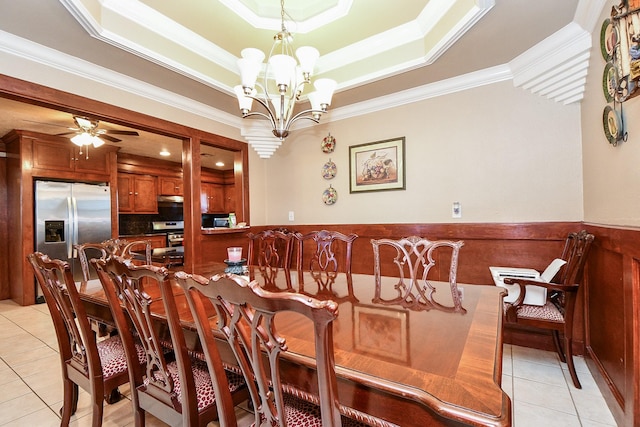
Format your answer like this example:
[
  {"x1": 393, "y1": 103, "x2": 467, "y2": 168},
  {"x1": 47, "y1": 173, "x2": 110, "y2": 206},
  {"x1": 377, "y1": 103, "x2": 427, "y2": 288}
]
[{"x1": 502, "y1": 277, "x2": 579, "y2": 308}]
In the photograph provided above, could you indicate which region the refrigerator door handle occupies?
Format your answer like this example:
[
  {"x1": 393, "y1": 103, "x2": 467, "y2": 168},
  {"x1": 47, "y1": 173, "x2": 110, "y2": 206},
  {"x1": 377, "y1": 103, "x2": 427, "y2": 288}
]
[
  {"x1": 71, "y1": 196, "x2": 79, "y2": 258},
  {"x1": 67, "y1": 196, "x2": 73, "y2": 259}
]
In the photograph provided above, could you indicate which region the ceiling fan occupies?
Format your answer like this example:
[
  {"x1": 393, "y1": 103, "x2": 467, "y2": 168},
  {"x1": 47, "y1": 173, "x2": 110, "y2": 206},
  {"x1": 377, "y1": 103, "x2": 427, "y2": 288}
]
[{"x1": 57, "y1": 116, "x2": 139, "y2": 146}]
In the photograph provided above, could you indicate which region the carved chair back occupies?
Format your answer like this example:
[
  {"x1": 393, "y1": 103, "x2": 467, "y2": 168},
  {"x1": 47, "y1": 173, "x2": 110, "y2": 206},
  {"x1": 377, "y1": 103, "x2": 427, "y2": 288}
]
[
  {"x1": 28, "y1": 252, "x2": 132, "y2": 426},
  {"x1": 94, "y1": 256, "x2": 206, "y2": 426},
  {"x1": 296, "y1": 230, "x2": 358, "y2": 299},
  {"x1": 247, "y1": 229, "x2": 297, "y2": 290},
  {"x1": 175, "y1": 271, "x2": 344, "y2": 427},
  {"x1": 76, "y1": 238, "x2": 152, "y2": 282},
  {"x1": 371, "y1": 236, "x2": 465, "y2": 313}
]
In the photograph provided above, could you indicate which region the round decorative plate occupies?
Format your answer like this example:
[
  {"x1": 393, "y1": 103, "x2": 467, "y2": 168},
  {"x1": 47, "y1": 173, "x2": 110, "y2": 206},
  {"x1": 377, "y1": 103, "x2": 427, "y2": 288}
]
[
  {"x1": 602, "y1": 105, "x2": 621, "y2": 145},
  {"x1": 321, "y1": 134, "x2": 336, "y2": 153},
  {"x1": 600, "y1": 18, "x2": 618, "y2": 61},
  {"x1": 602, "y1": 62, "x2": 618, "y2": 102},
  {"x1": 322, "y1": 185, "x2": 338, "y2": 205},
  {"x1": 322, "y1": 159, "x2": 337, "y2": 179}
]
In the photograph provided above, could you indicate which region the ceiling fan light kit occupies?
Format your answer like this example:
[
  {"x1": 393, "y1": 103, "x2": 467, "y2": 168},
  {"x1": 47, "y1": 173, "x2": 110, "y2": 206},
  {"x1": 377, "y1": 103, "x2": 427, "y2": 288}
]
[
  {"x1": 71, "y1": 132, "x2": 104, "y2": 148},
  {"x1": 234, "y1": 0, "x2": 336, "y2": 141}
]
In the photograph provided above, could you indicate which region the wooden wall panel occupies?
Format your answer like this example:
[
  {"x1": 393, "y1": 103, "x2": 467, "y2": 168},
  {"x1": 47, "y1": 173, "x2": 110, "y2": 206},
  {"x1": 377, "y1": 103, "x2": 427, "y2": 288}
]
[
  {"x1": 0, "y1": 154, "x2": 8, "y2": 300},
  {"x1": 582, "y1": 224, "x2": 640, "y2": 427},
  {"x1": 586, "y1": 247, "x2": 625, "y2": 404}
]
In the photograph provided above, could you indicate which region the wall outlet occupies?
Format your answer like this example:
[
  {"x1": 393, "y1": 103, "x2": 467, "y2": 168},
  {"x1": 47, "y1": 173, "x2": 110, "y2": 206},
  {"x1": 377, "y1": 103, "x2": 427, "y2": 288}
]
[
  {"x1": 452, "y1": 202, "x2": 462, "y2": 218},
  {"x1": 288, "y1": 211, "x2": 294, "y2": 221}
]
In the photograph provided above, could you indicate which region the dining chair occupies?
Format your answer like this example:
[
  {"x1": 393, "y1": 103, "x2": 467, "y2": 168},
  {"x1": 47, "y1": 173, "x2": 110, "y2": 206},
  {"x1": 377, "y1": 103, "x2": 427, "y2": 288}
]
[
  {"x1": 76, "y1": 238, "x2": 152, "y2": 282},
  {"x1": 93, "y1": 256, "x2": 247, "y2": 427},
  {"x1": 246, "y1": 228, "x2": 297, "y2": 290},
  {"x1": 502, "y1": 229, "x2": 594, "y2": 388},
  {"x1": 27, "y1": 252, "x2": 143, "y2": 427},
  {"x1": 174, "y1": 271, "x2": 373, "y2": 427},
  {"x1": 371, "y1": 236, "x2": 466, "y2": 313},
  {"x1": 295, "y1": 230, "x2": 358, "y2": 301}
]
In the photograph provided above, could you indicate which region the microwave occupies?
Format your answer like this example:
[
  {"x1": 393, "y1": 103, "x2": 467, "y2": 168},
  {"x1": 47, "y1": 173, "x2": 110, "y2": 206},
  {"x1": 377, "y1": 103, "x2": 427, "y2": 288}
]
[{"x1": 214, "y1": 218, "x2": 229, "y2": 227}]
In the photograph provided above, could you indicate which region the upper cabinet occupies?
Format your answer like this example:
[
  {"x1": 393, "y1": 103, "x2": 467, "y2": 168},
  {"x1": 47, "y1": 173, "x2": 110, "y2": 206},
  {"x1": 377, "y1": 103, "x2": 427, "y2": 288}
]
[
  {"x1": 159, "y1": 176, "x2": 183, "y2": 196},
  {"x1": 32, "y1": 138, "x2": 113, "y2": 175},
  {"x1": 3, "y1": 130, "x2": 118, "y2": 181},
  {"x1": 118, "y1": 173, "x2": 158, "y2": 213},
  {"x1": 201, "y1": 182, "x2": 225, "y2": 213}
]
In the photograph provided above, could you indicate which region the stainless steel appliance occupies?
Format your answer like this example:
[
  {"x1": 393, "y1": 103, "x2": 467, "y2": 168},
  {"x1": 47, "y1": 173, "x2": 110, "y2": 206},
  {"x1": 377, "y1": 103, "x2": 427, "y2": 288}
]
[
  {"x1": 152, "y1": 221, "x2": 184, "y2": 247},
  {"x1": 35, "y1": 180, "x2": 112, "y2": 302}
]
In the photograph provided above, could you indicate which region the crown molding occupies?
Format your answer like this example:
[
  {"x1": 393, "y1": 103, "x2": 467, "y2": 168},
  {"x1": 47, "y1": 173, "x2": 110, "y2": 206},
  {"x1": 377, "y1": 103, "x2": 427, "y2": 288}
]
[
  {"x1": 509, "y1": 23, "x2": 592, "y2": 104},
  {"x1": 0, "y1": 30, "x2": 241, "y2": 129}
]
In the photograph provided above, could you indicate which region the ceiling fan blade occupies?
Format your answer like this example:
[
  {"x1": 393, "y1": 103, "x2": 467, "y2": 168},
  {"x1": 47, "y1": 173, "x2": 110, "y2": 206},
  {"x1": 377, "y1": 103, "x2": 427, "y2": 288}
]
[
  {"x1": 56, "y1": 131, "x2": 78, "y2": 136},
  {"x1": 100, "y1": 134, "x2": 122, "y2": 143},
  {"x1": 104, "y1": 130, "x2": 139, "y2": 136}
]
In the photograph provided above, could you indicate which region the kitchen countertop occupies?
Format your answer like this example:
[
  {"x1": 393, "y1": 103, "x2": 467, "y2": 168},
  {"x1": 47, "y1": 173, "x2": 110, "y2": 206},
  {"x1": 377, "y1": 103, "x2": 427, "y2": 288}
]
[{"x1": 201, "y1": 226, "x2": 250, "y2": 235}]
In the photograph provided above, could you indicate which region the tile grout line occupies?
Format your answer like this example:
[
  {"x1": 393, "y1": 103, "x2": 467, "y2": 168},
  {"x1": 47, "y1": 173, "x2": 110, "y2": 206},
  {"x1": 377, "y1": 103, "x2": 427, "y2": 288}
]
[{"x1": 0, "y1": 311, "x2": 63, "y2": 425}]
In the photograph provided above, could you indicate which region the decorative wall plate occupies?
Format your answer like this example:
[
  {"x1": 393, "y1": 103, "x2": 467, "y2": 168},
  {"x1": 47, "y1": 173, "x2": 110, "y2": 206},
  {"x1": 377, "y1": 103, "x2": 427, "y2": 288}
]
[
  {"x1": 600, "y1": 18, "x2": 617, "y2": 61},
  {"x1": 322, "y1": 159, "x2": 337, "y2": 179},
  {"x1": 322, "y1": 134, "x2": 336, "y2": 153},
  {"x1": 602, "y1": 105, "x2": 621, "y2": 145},
  {"x1": 602, "y1": 62, "x2": 618, "y2": 103},
  {"x1": 322, "y1": 185, "x2": 338, "y2": 205}
]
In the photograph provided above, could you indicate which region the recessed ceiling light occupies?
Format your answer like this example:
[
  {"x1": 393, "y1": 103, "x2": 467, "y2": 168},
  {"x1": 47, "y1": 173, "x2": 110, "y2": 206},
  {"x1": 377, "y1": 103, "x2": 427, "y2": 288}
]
[
  {"x1": 159, "y1": 149, "x2": 170, "y2": 156},
  {"x1": 215, "y1": 161, "x2": 225, "y2": 167}
]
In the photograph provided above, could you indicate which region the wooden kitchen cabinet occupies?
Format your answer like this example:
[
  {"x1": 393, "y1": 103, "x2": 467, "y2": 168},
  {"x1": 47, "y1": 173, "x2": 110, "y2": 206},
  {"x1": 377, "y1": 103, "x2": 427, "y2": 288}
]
[
  {"x1": 118, "y1": 173, "x2": 158, "y2": 213},
  {"x1": 201, "y1": 182, "x2": 225, "y2": 213},
  {"x1": 159, "y1": 176, "x2": 183, "y2": 196},
  {"x1": 32, "y1": 138, "x2": 112, "y2": 175},
  {"x1": 224, "y1": 184, "x2": 236, "y2": 213}
]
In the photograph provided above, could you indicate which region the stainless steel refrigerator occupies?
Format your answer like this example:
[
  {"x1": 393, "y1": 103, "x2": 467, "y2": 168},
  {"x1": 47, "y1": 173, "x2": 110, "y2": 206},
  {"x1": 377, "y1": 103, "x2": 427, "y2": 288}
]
[{"x1": 35, "y1": 180, "x2": 111, "y2": 302}]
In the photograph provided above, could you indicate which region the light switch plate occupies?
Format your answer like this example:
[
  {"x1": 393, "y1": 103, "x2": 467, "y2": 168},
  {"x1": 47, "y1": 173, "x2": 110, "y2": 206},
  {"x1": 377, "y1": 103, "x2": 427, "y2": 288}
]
[{"x1": 452, "y1": 202, "x2": 462, "y2": 218}]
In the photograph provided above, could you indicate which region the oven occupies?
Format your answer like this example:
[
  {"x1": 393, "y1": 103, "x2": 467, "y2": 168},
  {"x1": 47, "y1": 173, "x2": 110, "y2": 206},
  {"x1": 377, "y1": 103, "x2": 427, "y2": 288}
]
[
  {"x1": 167, "y1": 231, "x2": 184, "y2": 247},
  {"x1": 151, "y1": 221, "x2": 185, "y2": 267}
]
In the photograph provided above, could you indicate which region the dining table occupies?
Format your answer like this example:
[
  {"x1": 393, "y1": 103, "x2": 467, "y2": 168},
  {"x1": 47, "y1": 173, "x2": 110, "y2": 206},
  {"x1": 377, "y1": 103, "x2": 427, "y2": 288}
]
[{"x1": 78, "y1": 261, "x2": 512, "y2": 427}]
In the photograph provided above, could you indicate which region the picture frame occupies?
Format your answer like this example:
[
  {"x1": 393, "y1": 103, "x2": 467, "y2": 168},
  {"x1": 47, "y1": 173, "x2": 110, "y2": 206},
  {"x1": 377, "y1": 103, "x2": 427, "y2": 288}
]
[
  {"x1": 353, "y1": 304, "x2": 409, "y2": 363},
  {"x1": 349, "y1": 137, "x2": 405, "y2": 193}
]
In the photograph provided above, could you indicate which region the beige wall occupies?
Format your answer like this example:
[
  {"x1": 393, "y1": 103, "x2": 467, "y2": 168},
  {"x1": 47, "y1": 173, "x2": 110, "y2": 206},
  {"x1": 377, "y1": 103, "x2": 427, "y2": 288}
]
[
  {"x1": 250, "y1": 81, "x2": 584, "y2": 225},
  {"x1": 581, "y1": 3, "x2": 640, "y2": 228}
]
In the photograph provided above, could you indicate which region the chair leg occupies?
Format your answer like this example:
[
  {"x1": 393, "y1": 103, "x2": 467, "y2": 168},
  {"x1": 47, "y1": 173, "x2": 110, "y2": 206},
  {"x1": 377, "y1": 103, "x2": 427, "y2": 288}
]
[
  {"x1": 91, "y1": 399, "x2": 104, "y2": 427},
  {"x1": 105, "y1": 388, "x2": 122, "y2": 404},
  {"x1": 564, "y1": 336, "x2": 582, "y2": 389},
  {"x1": 60, "y1": 379, "x2": 78, "y2": 424},
  {"x1": 551, "y1": 330, "x2": 566, "y2": 363}
]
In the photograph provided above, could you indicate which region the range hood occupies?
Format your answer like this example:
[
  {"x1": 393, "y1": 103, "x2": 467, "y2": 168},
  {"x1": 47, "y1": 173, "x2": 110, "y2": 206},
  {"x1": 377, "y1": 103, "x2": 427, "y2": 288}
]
[{"x1": 157, "y1": 195, "x2": 184, "y2": 203}]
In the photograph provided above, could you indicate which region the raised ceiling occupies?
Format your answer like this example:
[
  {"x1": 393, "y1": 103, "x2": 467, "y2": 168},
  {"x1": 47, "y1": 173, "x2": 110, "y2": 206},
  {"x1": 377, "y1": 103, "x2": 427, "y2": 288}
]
[{"x1": 0, "y1": 0, "x2": 592, "y2": 158}]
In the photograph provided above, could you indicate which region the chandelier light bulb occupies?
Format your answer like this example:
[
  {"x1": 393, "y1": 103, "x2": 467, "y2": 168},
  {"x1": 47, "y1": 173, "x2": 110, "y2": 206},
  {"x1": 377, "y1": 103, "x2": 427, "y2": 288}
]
[
  {"x1": 268, "y1": 54, "x2": 296, "y2": 89},
  {"x1": 238, "y1": 48, "x2": 265, "y2": 91},
  {"x1": 234, "y1": 85, "x2": 254, "y2": 113},
  {"x1": 314, "y1": 78, "x2": 337, "y2": 108},
  {"x1": 295, "y1": 46, "x2": 319, "y2": 77}
]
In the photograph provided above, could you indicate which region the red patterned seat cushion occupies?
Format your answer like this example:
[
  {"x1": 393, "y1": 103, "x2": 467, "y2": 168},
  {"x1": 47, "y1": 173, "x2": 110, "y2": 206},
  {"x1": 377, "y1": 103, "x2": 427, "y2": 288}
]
[
  {"x1": 149, "y1": 358, "x2": 245, "y2": 412},
  {"x1": 276, "y1": 393, "x2": 370, "y2": 427},
  {"x1": 509, "y1": 300, "x2": 564, "y2": 322},
  {"x1": 97, "y1": 335, "x2": 146, "y2": 379}
]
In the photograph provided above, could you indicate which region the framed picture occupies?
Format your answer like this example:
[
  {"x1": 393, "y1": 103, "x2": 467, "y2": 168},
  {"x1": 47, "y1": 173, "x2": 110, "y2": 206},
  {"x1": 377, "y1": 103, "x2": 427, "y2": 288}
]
[
  {"x1": 349, "y1": 137, "x2": 405, "y2": 193},
  {"x1": 353, "y1": 304, "x2": 409, "y2": 363}
]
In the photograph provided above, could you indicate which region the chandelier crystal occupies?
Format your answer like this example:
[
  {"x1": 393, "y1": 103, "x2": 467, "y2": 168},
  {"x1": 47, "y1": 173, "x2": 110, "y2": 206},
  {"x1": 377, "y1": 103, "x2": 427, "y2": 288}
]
[{"x1": 234, "y1": 0, "x2": 336, "y2": 140}]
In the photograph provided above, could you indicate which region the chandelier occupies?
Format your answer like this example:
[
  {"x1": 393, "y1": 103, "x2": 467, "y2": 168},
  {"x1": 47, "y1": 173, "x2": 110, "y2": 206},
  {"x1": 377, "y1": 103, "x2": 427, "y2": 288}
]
[{"x1": 234, "y1": 0, "x2": 337, "y2": 140}]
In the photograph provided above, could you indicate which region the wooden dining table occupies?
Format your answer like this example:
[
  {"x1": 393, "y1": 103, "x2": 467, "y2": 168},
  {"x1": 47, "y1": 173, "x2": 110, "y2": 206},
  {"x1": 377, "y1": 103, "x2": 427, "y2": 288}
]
[{"x1": 78, "y1": 261, "x2": 512, "y2": 427}]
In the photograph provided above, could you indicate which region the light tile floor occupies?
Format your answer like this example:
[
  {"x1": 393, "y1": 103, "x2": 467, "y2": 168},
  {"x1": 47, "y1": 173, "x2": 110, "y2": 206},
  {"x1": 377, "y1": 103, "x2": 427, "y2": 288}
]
[{"x1": 0, "y1": 299, "x2": 618, "y2": 426}]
